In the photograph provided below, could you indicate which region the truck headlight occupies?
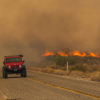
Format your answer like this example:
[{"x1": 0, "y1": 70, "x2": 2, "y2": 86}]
[
  {"x1": 8, "y1": 65, "x2": 11, "y2": 69},
  {"x1": 8, "y1": 65, "x2": 11, "y2": 68},
  {"x1": 19, "y1": 65, "x2": 21, "y2": 68}
]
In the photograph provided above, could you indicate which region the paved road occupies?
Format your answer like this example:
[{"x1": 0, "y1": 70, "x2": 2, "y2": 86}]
[{"x1": 0, "y1": 69, "x2": 100, "y2": 100}]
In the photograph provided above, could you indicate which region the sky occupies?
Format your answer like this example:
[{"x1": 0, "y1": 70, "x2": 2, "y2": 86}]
[{"x1": 0, "y1": 0, "x2": 100, "y2": 66}]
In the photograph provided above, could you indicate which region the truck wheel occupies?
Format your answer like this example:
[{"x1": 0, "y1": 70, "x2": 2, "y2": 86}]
[
  {"x1": 21, "y1": 74, "x2": 23, "y2": 77},
  {"x1": 3, "y1": 68, "x2": 7, "y2": 78},
  {"x1": 22, "y1": 68, "x2": 27, "y2": 77}
]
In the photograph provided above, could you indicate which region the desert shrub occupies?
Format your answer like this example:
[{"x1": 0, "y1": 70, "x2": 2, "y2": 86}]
[
  {"x1": 70, "y1": 64, "x2": 87, "y2": 72},
  {"x1": 49, "y1": 69, "x2": 55, "y2": 73},
  {"x1": 51, "y1": 48, "x2": 100, "y2": 67},
  {"x1": 56, "y1": 55, "x2": 67, "y2": 66},
  {"x1": 40, "y1": 68, "x2": 45, "y2": 72},
  {"x1": 50, "y1": 64, "x2": 58, "y2": 69},
  {"x1": 52, "y1": 55, "x2": 57, "y2": 63},
  {"x1": 51, "y1": 48, "x2": 75, "y2": 67},
  {"x1": 52, "y1": 55, "x2": 76, "y2": 67},
  {"x1": 66, "y1": 56, "x2": 76, "y2": 65},
  {"x1": 52, "y1": 55, "x2": 67, "y2": 67},
  {"x1": 81, "y1": 57, "x2": 87, "y2": 63},
  {"x1": 90, "y1": 71, "x2": 100, "y2": 81},
  {"x1": 88, "y1": 66, "x2": 97, "y2": 72},
  {"x1": 69, "y1": 71, "x2": 84, "y2": 78},
  {"x1": 61, "y1": 67, "x2": 66, "y2": 70},
  {"x1": 88, "y1": 56, "x2": 94, "y2": 60}
]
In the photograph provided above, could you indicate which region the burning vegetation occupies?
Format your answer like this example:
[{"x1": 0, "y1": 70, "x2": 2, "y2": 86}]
[
  {"x1": 42, "y1": 49, "x2": 100, "y2": 58},
  {"x1": 41, "y1": 48, "x2": 100, "y2": 69}
]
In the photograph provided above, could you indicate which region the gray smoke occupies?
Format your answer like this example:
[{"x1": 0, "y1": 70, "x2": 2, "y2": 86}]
[{"x1": 0, "y1": 0, "x2": 100, "y2": 66}]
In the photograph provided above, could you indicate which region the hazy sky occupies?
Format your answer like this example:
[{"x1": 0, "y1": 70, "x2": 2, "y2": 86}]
[{"x1": 0, "y1": 0, "x2": 100, "y2": 66}]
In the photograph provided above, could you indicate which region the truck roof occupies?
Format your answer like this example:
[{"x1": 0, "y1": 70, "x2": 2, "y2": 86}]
[{"x1": 5, "y1": 55, "x2": 23, "y2": 58}]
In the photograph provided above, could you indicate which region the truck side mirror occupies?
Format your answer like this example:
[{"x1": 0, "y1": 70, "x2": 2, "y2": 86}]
[
  {"x1": 23, "y1": 60, "x2": 25, "y2": 63},
  {"x1": 3, "y1": 62, "x2": 5, "y2": 65}
]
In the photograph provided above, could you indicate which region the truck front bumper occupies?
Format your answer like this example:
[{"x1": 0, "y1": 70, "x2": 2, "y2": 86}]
[{"x1": 4, "y1": 66, "x2": 24, "y2": 74}]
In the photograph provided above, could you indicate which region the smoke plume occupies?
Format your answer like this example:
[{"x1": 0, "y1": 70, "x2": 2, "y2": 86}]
[{"x1": 0, "y1": 0, "x2": 100, "y2": 66}]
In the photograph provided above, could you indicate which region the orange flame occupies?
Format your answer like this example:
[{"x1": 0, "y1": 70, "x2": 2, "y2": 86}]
[
  {"x1": 42, "y1": 50, "x2": 55, "y2": 56},
  {"x1": 42, "y1": 49, "x2": 100, "y2": 58}
]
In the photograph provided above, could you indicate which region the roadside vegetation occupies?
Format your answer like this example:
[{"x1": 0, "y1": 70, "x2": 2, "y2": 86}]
[{"x1": 28, "y1": 48, "x2": 100, "y2": 82}]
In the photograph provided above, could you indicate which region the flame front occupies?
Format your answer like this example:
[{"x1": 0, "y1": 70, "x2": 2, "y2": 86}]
[
  {"x1": 42, "y1": 50, "x2": 55, "y2": 56},
  {"x1": 42, "y1": 49, "x2": 100, "y2": 58}
]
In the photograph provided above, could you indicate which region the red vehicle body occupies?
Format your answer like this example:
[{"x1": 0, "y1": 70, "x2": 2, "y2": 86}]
[{"x1": 2, "y1": 55, "x2": 27, "y2": 78}]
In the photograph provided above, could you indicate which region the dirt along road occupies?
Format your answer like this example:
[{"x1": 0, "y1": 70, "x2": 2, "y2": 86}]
[{"x1": 0, "y1": 68, "x2": 100, "y2": 100}]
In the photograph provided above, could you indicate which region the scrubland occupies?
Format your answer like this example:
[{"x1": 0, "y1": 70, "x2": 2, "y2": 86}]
[{"x1": 28, "y1": 53, "x2": 100, "y2": 82}]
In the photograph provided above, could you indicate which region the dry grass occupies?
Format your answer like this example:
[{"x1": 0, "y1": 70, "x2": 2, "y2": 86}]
[
  {"x1": 29, "y1": 67, "x2": 69, "y2": 76},
  {"x1": 53, "y1": 69, "x2": 69, "y2": 75},
  {"x1": 28, "y1": 65, "x2": 100, "y2": 82},
  {"x1": 40, "y1": 67, "x2": 51, "y2": 73},
  {"x1": 90, "y1": 71, "x2": 100, "y2": 81},
  {"x1": 69, "y1": 70, "x2": 85, "y2": 78},
  {"x1": 29, "y1": 67, "x2": 42, "y2": 71}
]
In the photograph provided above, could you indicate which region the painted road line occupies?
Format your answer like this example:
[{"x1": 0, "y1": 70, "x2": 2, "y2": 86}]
[
  {"x1": 0, "y1": 90, "x2": 7, "y2": 99},
  {"x1": 27, "y1": 77, "x2": 100, "y2": 100}
]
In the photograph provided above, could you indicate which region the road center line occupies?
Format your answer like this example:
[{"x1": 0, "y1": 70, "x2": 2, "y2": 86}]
[{"x1": 27, "y1": 77, "x2": 100, "y2": 100}]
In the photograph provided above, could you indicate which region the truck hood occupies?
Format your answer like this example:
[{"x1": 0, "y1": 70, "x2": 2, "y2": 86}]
[{"x1": 6, "y1": 62, "x2": 22, "y2": 66}]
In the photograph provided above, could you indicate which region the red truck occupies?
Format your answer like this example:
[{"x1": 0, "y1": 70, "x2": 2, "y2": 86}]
[{"x1": 2, "y1": 55, "x2": 27, "y2": 78}]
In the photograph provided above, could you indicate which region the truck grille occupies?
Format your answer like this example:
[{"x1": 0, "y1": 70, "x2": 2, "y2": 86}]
[{"x1": 11, "y1": 65, "x2": 19, "y2": 68}]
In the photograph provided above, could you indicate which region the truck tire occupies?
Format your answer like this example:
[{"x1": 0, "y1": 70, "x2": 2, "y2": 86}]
[
  {"x1": 21, "y1": 68, "x2": 27, "y2": 77},
  {"x1": 21, "y1": 74, "x2": 23, "y2": 77},
  {"x1": 3, "y1": 68, "x2": 7, "y2": 78}
]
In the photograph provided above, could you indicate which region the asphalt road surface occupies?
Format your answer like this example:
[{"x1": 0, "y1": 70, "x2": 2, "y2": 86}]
[{"x1": 0, "y1": 69, "x2": 100, "y2": 100}]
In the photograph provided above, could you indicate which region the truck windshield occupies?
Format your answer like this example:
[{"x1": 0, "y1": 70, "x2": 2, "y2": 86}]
[{"x1": 6, "y1": 58, "x2": 21, "y2": 62}]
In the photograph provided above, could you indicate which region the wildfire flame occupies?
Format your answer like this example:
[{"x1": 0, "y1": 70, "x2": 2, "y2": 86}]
[{"x1": 42, "y1": 49, "x2": 100, "y2": 58}]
